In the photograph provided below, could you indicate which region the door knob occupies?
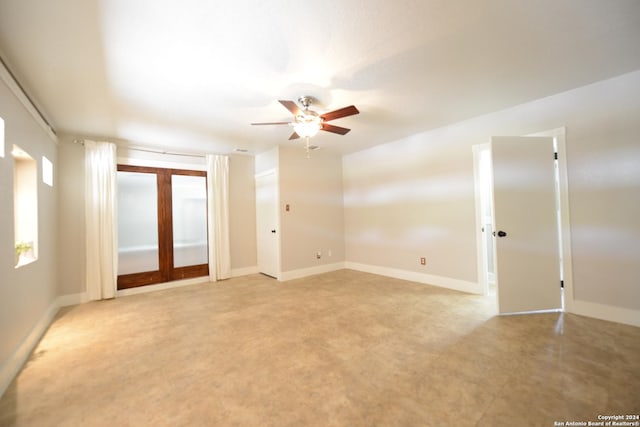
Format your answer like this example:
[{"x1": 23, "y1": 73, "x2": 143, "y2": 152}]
[
  {"x1": 497, "y1": 230, "x2": 507, "y2": 237},
  {"x1": 271, "y1": 229, "x2": 276, "y2": 233}
]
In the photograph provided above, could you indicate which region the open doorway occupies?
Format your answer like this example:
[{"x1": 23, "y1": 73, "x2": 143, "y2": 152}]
[
  {"x1": 475, "y1": 146, "x2": 496, "y2": 296},
  {"x1": 473, "y1": 128, "x2": 574, "y2": 314}
]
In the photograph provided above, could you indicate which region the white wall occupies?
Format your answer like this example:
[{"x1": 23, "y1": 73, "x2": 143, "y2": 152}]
[
  {"x1": 344, "y1": 136, "x2": 477, "y2": 285},
  {"x1": 57, "y1": 136, "x2": 85, "y2": 296},
  {"x1": 228, "y1": 154, "x2": 257, "y2": 273},
  {"x1": 0, "y1": 71, "x2": 59, "y2": 395},
  {"x1": 278, "y1": 145, "x2": 345, "y2": 275},
  {"x1": 343, "y1": 69, "x2": 640, "y2": 322},
  {"x1": 255, "y1": 145, "x2": 346, "y2": 279},
  {"x1": 255, "y1": 146, "x2": 278, "y2": 175}
]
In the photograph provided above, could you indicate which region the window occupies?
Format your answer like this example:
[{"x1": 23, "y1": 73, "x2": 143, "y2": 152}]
[
  {"x1": 117, "y1": 165, "x2": 208, "y2": 289},
  {"x1": 13, "y1": 145, "x2": 38, "y2": 267},
  {"x1": 42, "y1": 156, "x2": 53, "y2": 186},
  {"x1": 0, "y1": 117, "x2": 4, "y2": 158}
]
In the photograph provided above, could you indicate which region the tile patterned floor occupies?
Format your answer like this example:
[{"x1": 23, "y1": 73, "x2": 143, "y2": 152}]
[{"x1": 1, "y1": 270, "x2": 638, "y2": 426}]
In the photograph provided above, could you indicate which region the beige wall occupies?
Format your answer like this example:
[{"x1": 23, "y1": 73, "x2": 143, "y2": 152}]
[
  {"x1": 57, "y1": 136, "x2": 85, "y2": 295},
  {"x1": 344, "y1": 139, "x2": 477, "y2": 282},
  {"x1": 228, "y1": 154, "x2": 257, "y2": 271},
  {"x1": 0, "y1": 75, "x2": 58, "y2": 379},
  {"x1": 255, "y1": 146, "x2": 278, "y2": 175},
  {"x1": 563, "y1": 76, "x2": 640, "y2": 309},
  {"x1": 254, "y1": 145, "x2": 345, "y2": 276},
  {"x1": 343, "y1": 69, "x2": 640, "y2": 313},
  {"x1": 278, "y1": 145, "x2": 345, "y2": 273}
]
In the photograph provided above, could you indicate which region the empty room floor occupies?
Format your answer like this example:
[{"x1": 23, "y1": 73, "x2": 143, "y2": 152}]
[{"x1": 1, "y1": 270, "x2": 638, "y2": 426}]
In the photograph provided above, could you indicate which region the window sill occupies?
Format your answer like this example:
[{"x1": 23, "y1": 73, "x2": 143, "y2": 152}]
[{"x1": 15, "y1": 256, "x2": 37, "y2": 269}]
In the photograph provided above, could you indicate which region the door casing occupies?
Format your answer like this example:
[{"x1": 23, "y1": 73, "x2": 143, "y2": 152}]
[
  {"x1": 255, "y1": 169, "x2": 281, "y2": 279},
  {"x1": 473, "y1": 127, "x2": 574, "y2": 314}
]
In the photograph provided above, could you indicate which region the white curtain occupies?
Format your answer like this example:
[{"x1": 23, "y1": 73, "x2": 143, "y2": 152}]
[
  {"x1": 85, "y1": 140, "x2": 118, "y2": 300},
  {"x1": 206, "y1": 154, "x2": 231, "y2": 281}
]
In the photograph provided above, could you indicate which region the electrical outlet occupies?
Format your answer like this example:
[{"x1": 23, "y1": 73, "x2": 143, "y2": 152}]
[
  {"x1": 420, "y1": 257, "x2": 426, "y2": 265},
  {"x1": 316, "y1": 251, "x2": 322, "y2": 259}
]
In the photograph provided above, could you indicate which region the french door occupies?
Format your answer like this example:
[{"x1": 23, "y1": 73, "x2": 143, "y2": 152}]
[{"x1": 117, "y1": 165, "x2": 209, "y2": 289}]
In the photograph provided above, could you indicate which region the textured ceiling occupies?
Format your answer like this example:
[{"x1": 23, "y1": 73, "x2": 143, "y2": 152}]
[{"x1": 1, "y1": 0, "x2": 640, "y2": 155}]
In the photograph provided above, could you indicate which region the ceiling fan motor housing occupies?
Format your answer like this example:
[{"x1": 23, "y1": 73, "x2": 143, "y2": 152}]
[
  {"x1": 296, "y1": 108, "x2": 320, "y2": 124},
  {"x1": 298, "y1": 96, "x2": 315, "y2": 109}
]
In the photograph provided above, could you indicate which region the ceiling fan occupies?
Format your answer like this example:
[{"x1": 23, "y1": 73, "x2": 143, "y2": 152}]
[{"x1": 251, "y1": 96, "x2": 360, "y2": 141}]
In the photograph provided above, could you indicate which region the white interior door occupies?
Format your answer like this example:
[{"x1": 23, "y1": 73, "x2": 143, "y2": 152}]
[
  {"x1": 491, "y1": 136, "x2": 562, "y2": 314},
  {"x1": 255, "y1": 171, "x2": 279, "y2": 278}
]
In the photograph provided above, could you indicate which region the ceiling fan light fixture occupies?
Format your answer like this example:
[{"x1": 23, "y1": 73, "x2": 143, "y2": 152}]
[
  {"x1": 293, "y1": 120, "x2": 321, "y2": 138},
  {"x1": 251, "y1": 96, "x2": 359, "y2": 143}
]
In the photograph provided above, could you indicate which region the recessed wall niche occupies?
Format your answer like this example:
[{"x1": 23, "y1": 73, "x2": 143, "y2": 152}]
[{"x1": 13, "y1": 145, "x2": 38, "y2": 267}]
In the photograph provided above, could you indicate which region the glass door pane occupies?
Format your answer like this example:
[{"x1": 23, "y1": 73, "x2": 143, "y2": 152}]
[
  {"x1": 117, "y1": 171, "x2": 159, "y2": 274},
  {"x1": 172, "y1": 174, "x2": 208, "y2": 267}
]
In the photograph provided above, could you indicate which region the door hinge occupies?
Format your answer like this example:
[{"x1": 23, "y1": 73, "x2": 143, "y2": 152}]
[
  {"x1": 554, "y1": 152, "x2": 558, "y2": 160},
  {"x1": 560, "y1": 280, "x2": 564, "y2": 288}
]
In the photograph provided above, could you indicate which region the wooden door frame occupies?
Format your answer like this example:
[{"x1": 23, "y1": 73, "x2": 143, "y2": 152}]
[{"x1": 117, "y1": 164, "x2": 209, "y2": 289}]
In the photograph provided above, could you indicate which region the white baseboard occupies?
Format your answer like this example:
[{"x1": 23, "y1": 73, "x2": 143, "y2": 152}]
[
  {"x1": 344, "y1": 262, "x2": 482, "y2": 294},
  {"x1": 280, "y1": 262, "x2": 346, "y2": 281},
  {"x1": 569, "y1": 300, "x2": 640, "y2": 328},
  {"x1": 231, "y1": 266, "x2": 259, "y2": 277},
  {"x1": 0, "y1": 291, "x2": 92, "y2": 397},
  {"x1": 0, "y1": 297, "x2": 59, "y2": 398}
]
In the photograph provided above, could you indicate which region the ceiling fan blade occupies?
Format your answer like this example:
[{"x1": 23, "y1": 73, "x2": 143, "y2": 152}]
[
  {"x1": 289, "y1": 131, "x2": 300, "y2": 140},
  {"x1": 279, "y1": 100, "x2": 301, "y2": 116},
  {"x1": 320, "y1": 105, "x2": 359, "y2": 122},
  {"x1": 250, "y1": 121, "x2": 291, "y2": 125},
  {"x1": 321, "y1": 123, "x2": 351, "y2": 135}
]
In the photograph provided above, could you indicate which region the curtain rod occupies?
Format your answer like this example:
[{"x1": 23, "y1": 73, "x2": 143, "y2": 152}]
[
  {"x1": 0, "y1": 54, "x2": 57, "y2": 137},
  {"x1": 73, "y1": 139, "x2": 206, "y2": 158},
  {"x1": 122, "y1": 146, "x2": 206, "y2": 158}
]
